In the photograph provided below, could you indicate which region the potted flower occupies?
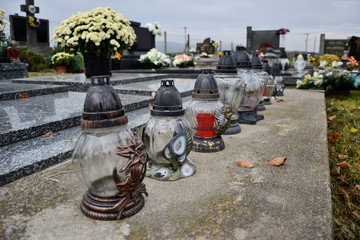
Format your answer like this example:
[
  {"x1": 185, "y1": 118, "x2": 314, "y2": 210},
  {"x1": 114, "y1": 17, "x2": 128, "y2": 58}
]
[
  {"x1": 138, "y1": 48, "x2": 170, "y2": 68},
  {"x1": 172, "y1": 54, "x2": 195, "y2": 68},
  {"x1": 51, "y1": 52, "x2": 74, "y2": 73},
  {"x1": 346, "y1": 56, "x2": 359, "y2": 71},
  {"x1": 51, "y1": 7, "x2": 136, "y2": 78}
]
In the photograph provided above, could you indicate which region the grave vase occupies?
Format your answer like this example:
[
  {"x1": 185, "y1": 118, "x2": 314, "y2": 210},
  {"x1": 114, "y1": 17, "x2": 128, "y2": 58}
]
[
  {"x1": 55, "y1": 66, "x2": 67, "y2": 73},
  {"x1": 83, "y1": 53, "x2": 112, "y2": 78}
]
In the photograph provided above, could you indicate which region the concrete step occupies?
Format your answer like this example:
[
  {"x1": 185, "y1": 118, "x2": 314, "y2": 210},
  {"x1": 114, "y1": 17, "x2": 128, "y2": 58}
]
[
  {"x1": 0, "y1": 91, "x2": 153, "y2": 146},
  {"x1": 12, "y1": 72, "x2": 168, "y2": 91},
  {"x1": 0, "y1": 80, "x2": 69, "y2": 101},
  {"x1": 113, "y1": 77, "x2": 196, "y2": 97}
]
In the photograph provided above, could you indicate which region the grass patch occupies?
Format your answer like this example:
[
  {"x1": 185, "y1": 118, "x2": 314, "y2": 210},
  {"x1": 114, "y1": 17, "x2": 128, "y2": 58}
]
[{"x1": 326, "y1": 90, "x2": 360, "y2": 239}]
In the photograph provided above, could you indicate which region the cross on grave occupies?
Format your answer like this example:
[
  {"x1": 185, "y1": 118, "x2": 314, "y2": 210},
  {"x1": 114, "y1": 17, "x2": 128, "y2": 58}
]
[{"x1": 20, "y1": 0, "x2": 40, "y2": 18}]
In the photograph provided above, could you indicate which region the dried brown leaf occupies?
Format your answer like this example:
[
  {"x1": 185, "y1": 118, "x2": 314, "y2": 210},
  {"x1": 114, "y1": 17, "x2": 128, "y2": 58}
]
[
  {"x1": 237, "y1": 159, "x2": 254, "y2": 168},
  {"x1": 20, "y1": 93, "x2": 29, "y2": 98},
  {"x1": 329, "y1": 133, "x2": 340, "y2": 143},
  {"x1": 336, "y1": 161, "x2": 350, "y2": 169},
  {"x1": 356, "y1": 148, "x2": 360, "y2": 154},
  {"x1": 328, "y1": 115, "x2": 336, "y2": 121},
  {"x1": 41, "y1": 131, "x2": 53, "y2": 137},
  {"x1": 151, "y1": 92, "x2": 156, "y2": 98},
  {"x1": 274, "y1": 99, "x2": 284, "y2": 103},
  {"x1": 337, "y1": 154, "x2": 347, "y2": 161},
  {"x1": 356, "y1": 161, "x2": 360, "y2": 171},
  {"x1": 148, "y1": 103, "x2": 152, "y2": 108},
  {"x1": 267, "y1": 157, "x2": 287, "y2": 166},
  {"x1": 356, "y1": 185, "x2": 360, "y2": 191},
  {"x1": 336, "y1": 166, "x2": 341, "y2": 174}
]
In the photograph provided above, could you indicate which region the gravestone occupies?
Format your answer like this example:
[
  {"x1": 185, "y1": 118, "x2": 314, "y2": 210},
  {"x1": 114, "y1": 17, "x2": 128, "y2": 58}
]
[
  {"x1": 196, "y1": 38, "x2": 215, "y2": 54},
  {"x1": 9, "y1": 0, "x2": 50, "y2": 54},
  {"x1": 112, "y1": 21, "x2": 155, "y2": 70},
  {"x1": 319, "y1": 34, "x2": 347, "y2": 56},
  {"x1": 246, "y1": 26, "x2": 280, "y2": 52},
  {"x1": 348, "y1": 36, "x2": 360, "y2": 60}
]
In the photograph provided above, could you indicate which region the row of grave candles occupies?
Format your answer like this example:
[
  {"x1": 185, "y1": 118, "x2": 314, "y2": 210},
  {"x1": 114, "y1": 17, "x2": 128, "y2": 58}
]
[{"x1": 71, "y1": 46, "x2": 285, "y2": 220}]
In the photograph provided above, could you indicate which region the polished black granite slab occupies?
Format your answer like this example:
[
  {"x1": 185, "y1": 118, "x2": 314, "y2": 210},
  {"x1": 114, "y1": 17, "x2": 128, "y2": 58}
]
[
  {"x1": 0, "y1": 80, "x2": 68, "y2": 100},
  {"x1": 0, "y1": 96, "x2": 192, "y2": 186},
  {"x1": 11, "y1": 73, "x2": 168, "y2": 91},
  {"x1": 114, "y1": 78, "x2": 196, "y2": 97},
  {"x1": 0, "y1": 91, "x2": 152, "y2": 146}
]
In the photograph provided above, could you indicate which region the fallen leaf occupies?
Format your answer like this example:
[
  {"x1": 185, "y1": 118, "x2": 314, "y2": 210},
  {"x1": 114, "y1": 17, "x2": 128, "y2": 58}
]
[
  {"x1": 350, "y1": 128, "x2": 358, "y2": 133},
  {"x1": 268, "y1": 157, "x2": 287, "y2": 166},
  {"x1": 148, "y1": 103, "x2": 152, "y2": 108},
  {"x1": 20, "y1": 93, "x2": 29, "y2": 98},
  {"x1": 336, "y1": 166, "x2": 341, "y2": 174},
  {"x1": 338, "y1": 154, "x2": 347, "y2": 160},
  {"x1": 274, "y1": 99, "x2": 284, "y2": 102},
  {"x1": 329, "y1": 133, "x2": 340, "y2": 143},
  {"x1": 41, "y1": 131, "x2": 53, "y2": 137},
  {"x1": 356, "y1": 161, "x2": 360, "y2": 171},
  {"x1": 356, "y1": 149, "x2": 360, "y2": 154},
  {"x1": 356, "y1": 185, "x2": 360, "y2": 191},
  {"x1": 340, "y1": 188, "x2": 350, "y2": 203},
  {"x1": 328, "y1": 115, "x2": 336, "y2": 121},
  {"x1": 350, "y1": 106, "x2": 357, "y2": 111},
  {"x1": 237, "y1": 159, "x2": 254, "y2": 168},
  {"x1": 151, "y1": 91, "x2": 156, "y2": 98},
  {"x1": 336, "y1": 161, "x2": 350, "y2": 169},
  {"x1": 330, "y1": 146, "x2": 335, "y2": 152}
]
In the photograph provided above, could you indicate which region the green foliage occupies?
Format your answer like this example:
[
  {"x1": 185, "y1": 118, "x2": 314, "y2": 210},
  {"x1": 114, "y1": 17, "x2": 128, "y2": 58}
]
[
  {"x1": 19, "y1": 46, "x2": 47, "y2": 72},
  {"x1": 67, "y1": 54, "x2": 84, "y2": 73},
  {"x1": 326, "y1": 91, "x2": 360, "y2": 239}
]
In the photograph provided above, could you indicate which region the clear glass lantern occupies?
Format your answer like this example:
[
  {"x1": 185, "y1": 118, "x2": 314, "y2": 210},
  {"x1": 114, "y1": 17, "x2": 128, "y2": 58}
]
[
  {"x1": 251, "y1": 54, "x2": 268, "y2": 114},
  {"x1": 272, "y1": 62, "x2": 285, "y2": 97},
  {"x1": 185, "y1": 70, "x2": 231, "y2": 152},
  {"x1": 262, "y1": 59, "x2": 275, "y2": 105},
  {"x1": 72, "y1": 76, "x2": 148, "y2": 221},
  {"x1": 142, "y1": 80, "x2": 195, "y2": 181},
  {"x1": 215, "y1": 50, "x2": 246, "y2": 135},
  {"x1": 233, "y1": 46, "x2": 262, "y2": 125}
]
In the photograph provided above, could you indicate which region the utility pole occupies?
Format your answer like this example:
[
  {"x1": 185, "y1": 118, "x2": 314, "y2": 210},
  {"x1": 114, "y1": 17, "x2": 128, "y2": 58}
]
[
  {"x1": 313, "y1": 36, "x2": 316, "y2": 54},
  {"x1": 184, "y1": 27, "x2": 187, "y2": 53},
  {"x1": 304, "y1": 33, "x2": 309, "y2": 52},
  {"x1": 164, "y1": 31, "x2": 167, "y2": 54}
]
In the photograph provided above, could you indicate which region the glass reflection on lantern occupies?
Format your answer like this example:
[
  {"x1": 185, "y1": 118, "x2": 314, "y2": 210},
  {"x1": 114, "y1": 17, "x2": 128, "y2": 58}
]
[
  {"x1": 185, "y1": 70, "x2": 231, "y2": 152},
  {"x1": 142, "y1": 80, "x2": 195, "y2": 181}
]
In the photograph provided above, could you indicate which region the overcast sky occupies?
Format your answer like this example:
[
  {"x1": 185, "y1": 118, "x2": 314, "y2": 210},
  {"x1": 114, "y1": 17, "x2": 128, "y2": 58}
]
[{"x1": 2, "y1": 0, "x2": 360, "y2": 52}]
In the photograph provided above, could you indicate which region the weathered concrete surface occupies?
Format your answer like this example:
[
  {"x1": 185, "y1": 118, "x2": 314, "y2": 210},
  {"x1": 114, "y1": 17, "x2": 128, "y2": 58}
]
[{"x1": 0, "y1": 88, "x2": 332, "y2": 240}]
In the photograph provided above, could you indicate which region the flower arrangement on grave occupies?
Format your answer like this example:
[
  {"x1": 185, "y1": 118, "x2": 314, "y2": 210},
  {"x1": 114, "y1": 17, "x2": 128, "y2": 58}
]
[
  {"x1": 138, "y1": 48, "x2": 171, "y2": 68},
  {"x1": 51, "y1": 52, "x2": 74, "y2": 67},
  {"x1": 218, "y1": 51, "x2": 224, "y2": 57},
  {"x1": 52, "y1": 7, "x2": 136, "y2": 58},
  {"x1": 146, "y1": 22, "x2": 162, "y2": 36},
  {"x1": 212, "y1": 41, "x2": 219, "y2": 49},
  {"x1": 172, "y1": 54, "x2": 195, "y2": 67},
  {"x1": 28, "y1": 16, "x2": 39, "y2": 28},
  {"x1": 0, "y1": 9, "x2": 9, "y2": 44},
  {"x1": 296, "y1": 68, "x2": 358, "y2": 93},
  {"x1": 346, "y1": 56, "x2": 359, "y2": 71},
  {"x1": 317, "y1": 54, "x2": 340, "y2": 68},
  {"x1": 189, "y1": 48, "x2": 196, "y2": 54},
  {"x1": 277, "y1": 28, "x2": 290, "y2": 35},
  {"x1": 200, "y1": 52, "x2": 212, "y2": 58},
  {"x1": 257, "y1": 41, "x2": 274, "y2": 54}
]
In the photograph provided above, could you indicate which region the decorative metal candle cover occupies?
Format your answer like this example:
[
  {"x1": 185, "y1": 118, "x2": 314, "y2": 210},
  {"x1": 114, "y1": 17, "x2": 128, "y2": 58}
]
[
  {"x1": 185, "y1": 70, "x2": 231, "y2": 152},
  {"x1": 215, "y1": 50, "x2": 246, "y2": 135},
  {"x1": 72, "y1": 75, "x2": 148, "y2": 221},
  {"x1": 262, "y1": 60, "x2": 275, "y2": 105},
  {"x1": 251, "y1": 54, "x2": 268, "y2": 114},
  {"x1": 279, "y1": 49, "x2": 290, "y2": 73},
  {"x1": 142, "y1": 80, "x2": 195, "y2": 181},
  {"x1": 232, "y1": 46, "x2": 262, "y2": 125}
]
